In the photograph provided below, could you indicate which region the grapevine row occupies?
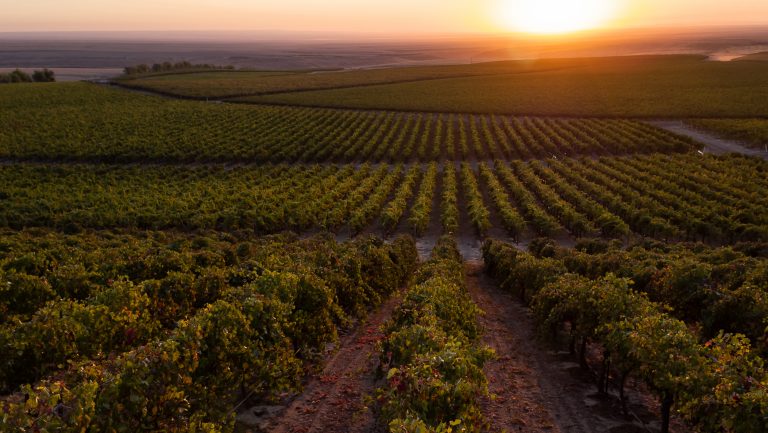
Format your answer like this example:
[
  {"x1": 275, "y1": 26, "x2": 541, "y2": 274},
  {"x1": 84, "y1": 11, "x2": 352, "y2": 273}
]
[
  {"x1": 484, "y1": 240, "x2": 768, "y2": 433},
  {"x1": 477, "y1": 162, "x2": 526, "y2": 240},
  {"x1": 0, "y1": 83, "x2": 699, "y2": 164},
  {"x1": 1, "y1": 232, "x2": 419, "y2": 431},
  {"x1": 441, "y1": 164, "x2": 460, "y2": 234},
  {"x1": 379, "y1": 236, "x2": 490, "y2": 432},
  {"x1": 381, "y1": 165, "x2": 422, "y2": 233},
  {"x1": 460, "y1": 162, "x2": 491, "y2": 236},
  {"x1": 0, "y1": 155, "x2": 764, "y2": 243},
  {"x1": 406, "y1": 162, "x2": 437, "y2": 235}
]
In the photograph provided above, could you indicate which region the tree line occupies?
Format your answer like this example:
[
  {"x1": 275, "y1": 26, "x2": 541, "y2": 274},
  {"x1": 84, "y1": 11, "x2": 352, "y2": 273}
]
[
  {"x1": 122, "y1": 61, "x2": 235, "y2": 76},
  {"x1": 0, "y1": 69, "x2": 55, "y2": 84}
]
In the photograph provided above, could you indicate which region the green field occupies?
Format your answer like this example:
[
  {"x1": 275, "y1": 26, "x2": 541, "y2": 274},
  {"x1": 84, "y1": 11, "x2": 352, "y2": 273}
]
[
  {"x1": 116, "y1": 60, "x2": 557, "y2": 98},
  {"x1": 239, "y1": 55, "x2": 768, "y2": 117},
  {"x1": 116, "y1": 70, "x2": 300, "y2": 98}
]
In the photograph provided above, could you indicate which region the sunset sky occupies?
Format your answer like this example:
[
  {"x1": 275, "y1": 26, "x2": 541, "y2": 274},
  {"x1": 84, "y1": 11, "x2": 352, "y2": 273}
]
[{"x1": 2, "y1": 0, "x2": 767, "y2": 34}]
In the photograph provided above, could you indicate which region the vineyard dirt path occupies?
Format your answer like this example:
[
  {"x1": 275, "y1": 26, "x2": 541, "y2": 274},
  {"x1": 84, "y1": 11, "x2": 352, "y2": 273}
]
[
  {"x1": 464, "y1": 261, "x2": 680, "y2": 433},
  {"x1": 238, "y1": 294, "x2": 402, "y2": 433},
  {"x1": 650, "y1": 121, "x2": 768, "y2": 160}
]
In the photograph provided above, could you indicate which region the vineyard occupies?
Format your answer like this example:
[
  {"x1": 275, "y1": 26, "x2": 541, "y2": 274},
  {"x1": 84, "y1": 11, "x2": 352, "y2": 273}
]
[
  {"x1": 0, "y1": 83, "x2": 696, "y2": 163},
  {"x1": 243, "y1": 55, "x2": 768, "y2": 118},
  {"x1": 114, "y1": 60, "x2": 558, "y2": 99},
  {"x1": 2, "y1": 64, "x2": 768, "y2": 433},
  {"x1": 113, "y1": 56, "x2": 768, "y2": 119},
  {"x1": 484, "y1": 239, "x2": 768, "y2": 433},
  {"x1": 0, "y1": 229, "x2": 419, "y2": 431},
  {"x1": 0, "y1": 154, "x2": 765, "y2": 245}
]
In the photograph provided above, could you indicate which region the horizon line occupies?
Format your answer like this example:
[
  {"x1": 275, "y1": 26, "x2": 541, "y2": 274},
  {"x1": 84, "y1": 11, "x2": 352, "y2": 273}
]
[{"x1": 2, "y1": 23, "x2": 768, "y2": 38}]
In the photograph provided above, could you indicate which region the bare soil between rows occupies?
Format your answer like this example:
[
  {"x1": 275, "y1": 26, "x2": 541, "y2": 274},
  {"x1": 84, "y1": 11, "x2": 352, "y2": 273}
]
[
  {"x1": 238, "y1": 261, "x2": 694, "y2": 433},
  {"x1": 464, "y1": 262, "x2": 690, "y2": 433},
  {"x1": 237, "y1": 294, "x2": 402, "y2": 433}
]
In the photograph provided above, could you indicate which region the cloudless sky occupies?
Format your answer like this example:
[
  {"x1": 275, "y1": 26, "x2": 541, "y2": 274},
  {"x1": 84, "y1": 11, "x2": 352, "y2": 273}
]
[{"x1": 1, "y1": 0, "x2": 767, "y2": 33}]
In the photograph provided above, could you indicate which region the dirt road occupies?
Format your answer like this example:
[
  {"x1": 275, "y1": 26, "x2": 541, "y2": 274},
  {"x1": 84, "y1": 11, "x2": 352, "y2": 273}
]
[{"x1": 650, "y1": 121, "x2": 768, "y2": 160}]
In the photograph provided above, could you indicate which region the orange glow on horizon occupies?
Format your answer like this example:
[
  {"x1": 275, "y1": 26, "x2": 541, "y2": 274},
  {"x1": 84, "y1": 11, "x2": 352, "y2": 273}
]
[
  {"x1": 498, "y1": 0, "x2": 622, "y2": 35},
  {"x1": 0, "y1": 0, "x2": 766, "y2": 34}
]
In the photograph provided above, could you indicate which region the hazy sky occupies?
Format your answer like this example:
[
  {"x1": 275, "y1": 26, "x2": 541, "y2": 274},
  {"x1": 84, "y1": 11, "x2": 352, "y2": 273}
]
[{"x1": 1, "y1": 0, "x2": 767, "y2": 34}]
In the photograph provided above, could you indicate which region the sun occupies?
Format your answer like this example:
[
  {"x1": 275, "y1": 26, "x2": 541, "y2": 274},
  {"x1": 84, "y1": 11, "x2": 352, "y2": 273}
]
[{"x1": 499, "y1": 0, "x2": 618, "y2": 35}]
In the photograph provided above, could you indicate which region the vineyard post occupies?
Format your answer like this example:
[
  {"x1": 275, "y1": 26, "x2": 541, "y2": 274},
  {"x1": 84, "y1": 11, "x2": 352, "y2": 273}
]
[{"x1": 660, "y1": 391, "x2": 673, "y2": 433}]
